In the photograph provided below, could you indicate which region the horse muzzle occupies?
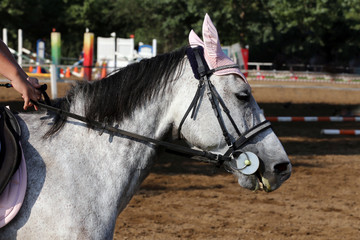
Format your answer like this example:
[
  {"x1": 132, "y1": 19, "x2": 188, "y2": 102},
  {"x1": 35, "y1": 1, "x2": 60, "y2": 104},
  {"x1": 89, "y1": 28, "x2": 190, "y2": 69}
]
[{"x1": 225, "y1": 151, "x2": 292, "y2": 192}]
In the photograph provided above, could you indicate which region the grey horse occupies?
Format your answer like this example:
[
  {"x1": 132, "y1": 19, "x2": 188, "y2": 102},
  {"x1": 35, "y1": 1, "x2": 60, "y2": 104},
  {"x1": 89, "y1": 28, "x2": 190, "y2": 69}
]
[{"x1": 0, "y1": 14, "x2": 291, "y2": 239}]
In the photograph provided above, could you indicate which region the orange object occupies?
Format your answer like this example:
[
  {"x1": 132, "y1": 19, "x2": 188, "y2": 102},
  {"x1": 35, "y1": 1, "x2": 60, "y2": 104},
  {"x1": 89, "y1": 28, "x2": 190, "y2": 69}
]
[
  {"x1": 60, "y1": 68, "x2": 64, "y2": 74},
  {"x1": 101, "y1": 62, "x2": 107, "y2": 79},
  {"x1": 65, "y1": 67, "x2": 71, "y2": 78},
  {"x1": 29, "y1": 66, "x2": 33, "y2": 73},
  {"x1": 80, "y1": 67, "x2": 84, "y2": 77},
  {"x1": 36, "y1": 66, "x2": 42, "y2": 74},
  {"x1": 74, "y1": 66, "x2": 79, "y2": 73}
]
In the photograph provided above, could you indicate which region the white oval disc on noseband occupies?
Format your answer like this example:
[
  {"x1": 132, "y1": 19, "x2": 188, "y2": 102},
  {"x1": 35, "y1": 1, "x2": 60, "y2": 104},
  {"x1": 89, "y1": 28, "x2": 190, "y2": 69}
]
[{"x1": 235, "y1": 152, "x2": 260, "y2": 175}]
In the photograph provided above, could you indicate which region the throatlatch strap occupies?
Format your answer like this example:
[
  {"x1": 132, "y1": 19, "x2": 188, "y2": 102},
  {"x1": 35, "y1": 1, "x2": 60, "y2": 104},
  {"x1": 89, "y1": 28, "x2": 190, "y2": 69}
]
[{"x1": 177, "y1": 82, "x2": 204, "y2": 139}]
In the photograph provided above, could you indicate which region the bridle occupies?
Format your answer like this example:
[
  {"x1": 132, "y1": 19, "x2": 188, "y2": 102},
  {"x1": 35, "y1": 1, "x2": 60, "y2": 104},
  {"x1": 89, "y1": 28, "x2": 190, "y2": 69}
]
[
  {"x1": 178, "y1": 46, "x2": 272, "y2": 168},
  {"x1": 1, "y1": 47, "x2": 271, "y2": 174}
]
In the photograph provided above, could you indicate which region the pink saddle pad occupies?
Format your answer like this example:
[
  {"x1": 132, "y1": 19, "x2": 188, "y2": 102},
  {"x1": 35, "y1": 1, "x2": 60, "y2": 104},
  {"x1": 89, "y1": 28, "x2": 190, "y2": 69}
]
[{"x1": 0, "y1": 143, "x2": 27, "y2": 228}]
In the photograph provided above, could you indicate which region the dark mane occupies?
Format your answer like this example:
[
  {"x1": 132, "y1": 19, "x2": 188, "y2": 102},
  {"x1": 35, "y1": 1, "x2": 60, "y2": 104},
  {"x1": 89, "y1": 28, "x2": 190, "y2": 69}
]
[{"x1": 45, "y1": 46, "x2": 188, "y2": 137}]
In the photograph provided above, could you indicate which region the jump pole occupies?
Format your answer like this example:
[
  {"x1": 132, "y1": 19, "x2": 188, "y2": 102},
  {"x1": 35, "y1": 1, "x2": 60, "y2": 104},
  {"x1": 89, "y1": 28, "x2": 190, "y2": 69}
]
[
  {"x1": 51, "y1": 30, "x2": 61, "y2": 71},
  {"x1": 152, "y1": 39, "x2": 157, "y2": 57},
  {"x1": 2, "y1": 28, "x2": 7, "y2": 45},
  {"x1": 51, "y1": 30, "x2": 61, "y2": 99},
  {"x1": 83, "y1": 32, "x2": 94, "y2": 81},
  {"x1": 18, "y1": 29, "x2": 22, "y2": 66},
  {"x1": 266, "y1": 116, "x2": 360, "y2": 122},
  {"x1": 36, "y1": 39, "x2": 46, "y2": 65},
  {"x1": 321, "y1": 129, "x2": 360, "y2": 135},
  {"x1": 50, "y1": 64, "x2": 57, "y2": 99}
]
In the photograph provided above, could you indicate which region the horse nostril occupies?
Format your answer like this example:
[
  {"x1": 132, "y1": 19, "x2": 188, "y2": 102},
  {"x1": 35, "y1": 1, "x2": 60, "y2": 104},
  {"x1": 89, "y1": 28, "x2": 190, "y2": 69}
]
[{"x1": 274, "y1": 162, "x2": 289, "y2": 174}]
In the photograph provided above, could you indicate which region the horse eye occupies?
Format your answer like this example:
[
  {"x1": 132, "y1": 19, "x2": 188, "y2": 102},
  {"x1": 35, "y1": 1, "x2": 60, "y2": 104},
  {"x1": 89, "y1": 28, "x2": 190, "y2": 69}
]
[{"x1": 235, "y1": 91, "x2": 250, "y2": 101}]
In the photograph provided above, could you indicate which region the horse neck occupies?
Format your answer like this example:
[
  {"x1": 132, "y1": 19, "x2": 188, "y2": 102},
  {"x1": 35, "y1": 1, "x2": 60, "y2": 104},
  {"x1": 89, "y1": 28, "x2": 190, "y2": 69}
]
[
  {"x1": 115, "y1": 93, "x2": 174, "y2": 139},
  {"x1": 57, "y1": 84, "x2": 178, "y2": 215},
  {"x1": 67, "y1": 78, "x2": 179, "y2": 175}
]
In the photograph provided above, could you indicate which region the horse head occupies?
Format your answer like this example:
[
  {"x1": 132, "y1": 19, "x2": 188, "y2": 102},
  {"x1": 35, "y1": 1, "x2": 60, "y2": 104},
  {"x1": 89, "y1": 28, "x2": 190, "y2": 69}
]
[{"x1": 173, "y1": 14, "x2": 291, "y2": 192}]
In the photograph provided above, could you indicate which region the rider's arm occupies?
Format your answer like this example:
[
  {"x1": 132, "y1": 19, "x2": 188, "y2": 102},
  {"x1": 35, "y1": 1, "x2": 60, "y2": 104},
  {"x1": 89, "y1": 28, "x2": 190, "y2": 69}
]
[{"x1": 0, "y1": 39, "x2": 41, "y2": 110}]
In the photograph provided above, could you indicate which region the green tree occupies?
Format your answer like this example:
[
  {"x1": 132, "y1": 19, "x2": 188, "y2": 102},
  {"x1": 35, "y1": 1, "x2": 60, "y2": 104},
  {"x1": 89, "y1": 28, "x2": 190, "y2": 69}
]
[
  {"x1": 264, "y1": 0, "x2": 360, "y2": 65},
  {"x1": 1, "y1": 0, "x2": 360, "y2": 66}
]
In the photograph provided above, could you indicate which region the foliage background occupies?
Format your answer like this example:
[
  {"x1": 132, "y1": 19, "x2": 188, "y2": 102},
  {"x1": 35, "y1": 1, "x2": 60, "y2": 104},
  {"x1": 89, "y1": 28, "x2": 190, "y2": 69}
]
[{"x1": 1, "y1": 0, "x2": 360, "y2": 67}]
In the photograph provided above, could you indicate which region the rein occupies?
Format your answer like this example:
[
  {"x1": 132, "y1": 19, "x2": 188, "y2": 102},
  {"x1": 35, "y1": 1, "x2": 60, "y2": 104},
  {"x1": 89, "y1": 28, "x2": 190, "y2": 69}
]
[
  {"x1": 33, "y1": 99, "x2": 231, "y2": 164},
  {"x1": 1, "y1": 47, "x2": 271, "y2": 170},
  {"x1": 32, "y1": 97, "x2": 269, "y2": 167},
  {"x1": 0, "y1": 83, "x2": 12, "y2": 88},
  {"x1": 0, "y1": 85, "x2": 230, "y2": 164}
]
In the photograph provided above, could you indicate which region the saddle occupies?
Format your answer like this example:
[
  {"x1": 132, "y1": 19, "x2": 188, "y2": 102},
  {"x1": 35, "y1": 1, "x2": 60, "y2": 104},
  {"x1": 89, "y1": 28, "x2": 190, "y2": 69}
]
[{"x1": 0, "y1": 106, "x2": 21, "y2": 195}]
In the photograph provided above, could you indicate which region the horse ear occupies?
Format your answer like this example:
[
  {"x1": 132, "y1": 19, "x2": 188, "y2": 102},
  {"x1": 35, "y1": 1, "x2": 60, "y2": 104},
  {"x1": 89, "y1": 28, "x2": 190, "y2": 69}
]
[
  {"x1": 189, "y1": 29, "x2": 204, "y2": 47},
  {"x1": 202, "y1": 13, "x2": 223, "y2": 58},
  {"x1": 201, "y1": 13, "x2": 248, "y2": 82}
]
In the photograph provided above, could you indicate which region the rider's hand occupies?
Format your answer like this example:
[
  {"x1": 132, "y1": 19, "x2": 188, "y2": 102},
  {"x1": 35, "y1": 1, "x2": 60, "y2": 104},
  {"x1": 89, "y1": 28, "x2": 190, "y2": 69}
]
[{"x1": 12, "y1": 77, "x2": 42, "y2": 110}]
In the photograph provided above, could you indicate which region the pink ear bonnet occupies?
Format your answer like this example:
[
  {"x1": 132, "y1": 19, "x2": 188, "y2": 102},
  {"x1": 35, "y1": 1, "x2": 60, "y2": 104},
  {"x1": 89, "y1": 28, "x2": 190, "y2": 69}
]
[{"x1": 188, "y1": 14, "x2": 247, "y2": 82}]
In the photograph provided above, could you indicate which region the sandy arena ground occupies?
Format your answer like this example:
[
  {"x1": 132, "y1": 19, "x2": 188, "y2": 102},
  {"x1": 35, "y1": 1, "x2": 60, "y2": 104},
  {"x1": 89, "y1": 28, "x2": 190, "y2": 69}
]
[{"x1": 1, "y1": 79, "x2": 360, "y2": 239}]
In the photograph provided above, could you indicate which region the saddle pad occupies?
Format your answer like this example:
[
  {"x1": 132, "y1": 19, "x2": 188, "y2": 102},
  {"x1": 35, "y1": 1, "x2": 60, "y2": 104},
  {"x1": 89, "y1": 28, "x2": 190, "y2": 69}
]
[{"x1": 0, "y1": 143, "x2": 27, "y2": 228}]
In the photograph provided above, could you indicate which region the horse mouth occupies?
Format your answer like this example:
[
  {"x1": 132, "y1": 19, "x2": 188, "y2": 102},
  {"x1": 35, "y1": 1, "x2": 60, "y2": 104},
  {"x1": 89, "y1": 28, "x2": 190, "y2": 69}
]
[{"x1": 255, "y1": 171, "x2": 270, "y2": 192}]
